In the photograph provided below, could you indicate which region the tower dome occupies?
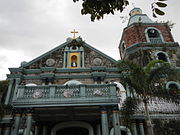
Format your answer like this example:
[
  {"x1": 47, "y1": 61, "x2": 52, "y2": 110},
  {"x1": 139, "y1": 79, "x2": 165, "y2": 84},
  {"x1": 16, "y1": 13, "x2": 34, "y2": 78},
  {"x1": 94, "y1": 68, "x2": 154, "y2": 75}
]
[{"x1": 128, "y1": 8, "x2": 153, "y2": 26}]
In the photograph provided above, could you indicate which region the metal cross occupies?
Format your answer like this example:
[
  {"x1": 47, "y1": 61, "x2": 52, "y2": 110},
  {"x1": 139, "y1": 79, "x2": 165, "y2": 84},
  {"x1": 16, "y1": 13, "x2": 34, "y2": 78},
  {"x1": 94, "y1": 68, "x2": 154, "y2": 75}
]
[{"x1": 71, "y1": 29, "x2": 78, "y2": 39}]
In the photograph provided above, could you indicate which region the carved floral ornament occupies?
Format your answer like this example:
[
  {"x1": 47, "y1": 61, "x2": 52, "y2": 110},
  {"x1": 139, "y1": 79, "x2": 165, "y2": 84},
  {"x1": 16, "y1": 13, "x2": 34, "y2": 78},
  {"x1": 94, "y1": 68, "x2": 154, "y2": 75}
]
[
  {"x1": 63, "y1": 90, "x2": 74, "y2": 98},
  {"x1": 46, "y1": 58, "x2": 55, "y2": 66},
  {"x1": 93, "y1": 57, "x2": 102, "y2": 66},
  {"x1": 93, "y1": 89, "x2": 103, "y2": 96},
  {"x1": 32, "y1": 89, "x2": 42, "y2": 98}
]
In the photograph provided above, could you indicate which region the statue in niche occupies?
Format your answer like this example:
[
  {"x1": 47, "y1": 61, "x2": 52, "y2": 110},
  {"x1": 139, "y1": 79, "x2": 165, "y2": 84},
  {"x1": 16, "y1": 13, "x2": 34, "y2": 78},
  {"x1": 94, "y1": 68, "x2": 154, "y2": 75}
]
[
  {"x1": 71, "y1": 55, "x2": 77, "y2": 67},
  {"x1": 71, "y1": 60, "x2": 77, "y2": 67}
]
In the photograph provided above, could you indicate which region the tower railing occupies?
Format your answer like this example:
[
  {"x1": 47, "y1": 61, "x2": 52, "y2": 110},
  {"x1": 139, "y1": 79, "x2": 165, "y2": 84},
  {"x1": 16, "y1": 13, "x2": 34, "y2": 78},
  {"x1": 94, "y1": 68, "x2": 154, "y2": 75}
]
[{"x1": 149, "y1": 37, "x2": 163, "y2": 44}]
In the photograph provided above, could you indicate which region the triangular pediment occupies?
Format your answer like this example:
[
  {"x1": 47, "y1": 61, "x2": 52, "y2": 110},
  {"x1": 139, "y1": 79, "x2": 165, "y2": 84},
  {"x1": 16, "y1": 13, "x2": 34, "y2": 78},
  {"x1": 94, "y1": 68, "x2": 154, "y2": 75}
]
[{"x1": 22, "y1": 37, "x2": 117, "y2": 69}]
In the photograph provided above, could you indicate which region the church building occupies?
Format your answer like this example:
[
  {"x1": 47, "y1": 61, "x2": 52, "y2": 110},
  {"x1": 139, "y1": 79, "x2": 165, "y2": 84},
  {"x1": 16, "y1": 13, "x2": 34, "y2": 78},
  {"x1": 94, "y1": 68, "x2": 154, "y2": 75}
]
[{"x1": 0, "y1": 8, "x2": 180, "y2": 135}]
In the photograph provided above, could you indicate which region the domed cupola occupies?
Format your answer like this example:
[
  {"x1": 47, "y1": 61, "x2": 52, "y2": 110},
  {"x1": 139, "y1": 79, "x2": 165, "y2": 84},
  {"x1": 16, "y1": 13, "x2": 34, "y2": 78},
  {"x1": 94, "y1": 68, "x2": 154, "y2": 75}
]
[{"x1": 128, "y1": 8, "x2": 153, "y2": 26}]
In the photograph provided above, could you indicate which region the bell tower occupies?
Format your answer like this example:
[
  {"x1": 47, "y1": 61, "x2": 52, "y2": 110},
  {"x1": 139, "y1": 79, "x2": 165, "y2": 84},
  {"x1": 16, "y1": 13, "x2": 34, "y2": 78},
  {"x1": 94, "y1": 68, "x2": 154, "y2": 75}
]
[{"x1": 119, "y1": 8, "x2": 180, "y2": 66}]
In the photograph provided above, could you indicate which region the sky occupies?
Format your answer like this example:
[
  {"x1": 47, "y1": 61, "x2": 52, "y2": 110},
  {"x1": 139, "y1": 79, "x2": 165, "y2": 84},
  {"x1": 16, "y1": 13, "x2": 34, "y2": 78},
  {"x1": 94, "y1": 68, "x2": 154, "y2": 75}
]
[{"x1": 0, "y1": 0, "x2": 180, "y2": 80}]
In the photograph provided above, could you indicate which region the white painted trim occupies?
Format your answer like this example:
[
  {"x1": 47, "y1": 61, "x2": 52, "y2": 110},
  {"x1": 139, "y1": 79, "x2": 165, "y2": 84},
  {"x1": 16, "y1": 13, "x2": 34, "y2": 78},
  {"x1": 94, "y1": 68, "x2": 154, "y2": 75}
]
[
  {"x1": 166, "y1": 81, "x2": 180, "y2": 90},
  {"x1": 110, "y1": 126, "x2": 132, "y2": 135},
  {"x1": 64, "y1": 80, "x2": 82, "y2": 86}
]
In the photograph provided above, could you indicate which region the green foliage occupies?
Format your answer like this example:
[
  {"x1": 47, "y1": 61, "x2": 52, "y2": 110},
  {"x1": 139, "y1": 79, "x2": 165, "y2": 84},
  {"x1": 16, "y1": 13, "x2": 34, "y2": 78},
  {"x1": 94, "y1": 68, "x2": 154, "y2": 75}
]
[
  {"x1": 73, "y1": 0, "x2": 168, "y2": 21},
  {"x1": 152, "y1": 0, "x2": 167, "y2": 18},
  {"x1": 0, "y1": 80, "x2": 9, "y2": 117},
  {"x1": 73, "y1": 0, "x2": 129, "y2": 21},
  {"x1": 156, "y1": 2, "x2": 167, "y2": 7},
  {"x1": 0, "y1": 80, "x2": 9, "y2": 94},
  {"x1": 153, "y1": 119, "x2": 180, "y2": 135},
  {"x1": 0, "y1": 104, "x2": 12, "y2": 118},
  {"x1": 119, "y1": 60, "x2": 179, "y2": 130},
  {"x1": 155, "y1": 20, "x2": 176, "y2": 29},
  {"x1": 154, "y1": 8, "x2": 165, "y2": 15},
  {"x1": 118, "y1": 60, "x2": 178, "y2": 99},
  {"x1": 121, "y1": 97, "x2": 140, "y2": 126}
]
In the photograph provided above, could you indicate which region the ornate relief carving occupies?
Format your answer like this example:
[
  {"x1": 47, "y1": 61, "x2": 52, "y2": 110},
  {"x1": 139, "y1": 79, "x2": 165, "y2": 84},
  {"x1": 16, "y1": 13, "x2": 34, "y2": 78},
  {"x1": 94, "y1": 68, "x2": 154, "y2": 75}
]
[
  {"x1": 93, "y1": 58, "x2": 102, "y2": 66},
  {"x1": 46, "y1": 58, "x2": 55, "y2": 66}
]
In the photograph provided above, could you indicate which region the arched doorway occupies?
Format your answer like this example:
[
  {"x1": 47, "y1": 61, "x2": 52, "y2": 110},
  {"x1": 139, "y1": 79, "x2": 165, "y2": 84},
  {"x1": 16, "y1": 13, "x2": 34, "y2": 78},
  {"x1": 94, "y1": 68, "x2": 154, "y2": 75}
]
[
  {"x1": 51, "y1": 121, "x2": 94, "y2": 135},
  {"x1": 56, "y1": 127, "x2": 88, "y2": 135},
  {"x1": 110, "y1": 126, "x2": 132, "y2": 135}
]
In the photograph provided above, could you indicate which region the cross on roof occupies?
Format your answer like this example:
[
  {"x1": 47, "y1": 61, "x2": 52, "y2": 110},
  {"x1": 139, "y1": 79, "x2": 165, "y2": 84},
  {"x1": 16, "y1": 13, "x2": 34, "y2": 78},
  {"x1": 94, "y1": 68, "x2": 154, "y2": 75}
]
[{"x1": 71, "y1": 29, "x2": 78, "y2": 39}]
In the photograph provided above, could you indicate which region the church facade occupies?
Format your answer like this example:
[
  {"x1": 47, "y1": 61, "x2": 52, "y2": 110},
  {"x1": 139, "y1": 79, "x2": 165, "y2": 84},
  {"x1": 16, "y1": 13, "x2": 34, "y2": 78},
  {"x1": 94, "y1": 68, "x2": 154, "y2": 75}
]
[{"x1": 0, "y1": 8, "x2": 180, "y2": 135}]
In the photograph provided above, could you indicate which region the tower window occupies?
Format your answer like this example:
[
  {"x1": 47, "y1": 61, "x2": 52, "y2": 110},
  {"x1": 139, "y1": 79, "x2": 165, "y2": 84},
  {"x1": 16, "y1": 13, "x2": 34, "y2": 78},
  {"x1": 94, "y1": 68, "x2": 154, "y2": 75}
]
[
  {"x1": 157, "y1": 52, "x2": 168, "y2": 62},
  {"x1": 145, "y1": 27, "x2": 164, "y2": 43},
  {"x1": 122, "y1": 42, "x2": 126, "y2": 53},
  {"x1": 147, "y1": 29, "x2": 159, "y2": 38},
  {"x1": 120, "y1": 41, "x2": 126, "y2": 59},
  {"x1": 169, "y1": 84, "x2": 179, "y2": 90},
  {"x1": 166, "y1": 81, "x2": 180, "y2": 94},
  {"x1": 155, "y1": 51, "x2": 170, "y2": 63}
]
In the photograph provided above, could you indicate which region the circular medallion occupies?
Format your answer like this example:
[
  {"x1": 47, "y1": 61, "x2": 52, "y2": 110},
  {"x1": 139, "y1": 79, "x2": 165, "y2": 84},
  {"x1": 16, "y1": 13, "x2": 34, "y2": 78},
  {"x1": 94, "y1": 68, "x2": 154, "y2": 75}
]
[
  {"x1": 46, "y1": 58, "x2": 55, "y2": 66},
  {"x1": 63, "y1": 90, "x2": 73, "y2": 98},
  {"x1": 32, "y1": 89, "x2": 42, "y2": 98},
  {"x1": 93, "y1": 58, "x2": 102, "y2": 66}
]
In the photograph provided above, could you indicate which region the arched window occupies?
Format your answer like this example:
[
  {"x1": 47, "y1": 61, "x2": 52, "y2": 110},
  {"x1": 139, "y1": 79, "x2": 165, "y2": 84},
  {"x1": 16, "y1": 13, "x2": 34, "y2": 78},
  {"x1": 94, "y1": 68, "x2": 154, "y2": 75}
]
[
  {"x1": 157, "y1": 52, "x2": 168, "y2": 62},
  {"x1": 155, "y1": 51, "x2": 170, "y2": 62},
  {"x1": 122, "y1": 42, "x2": 126, "y2": 53},
  {"x1": 120, "y1": 41, "x2": 126, "y2": 58},
  {"x1": 147, "y1": 29, "x2": 159, "y2": 38},
  {"x1": 145, "y1": 27, "x2": 164, "y2": 43},
  {"x1": 166, "y1": 81, "x2": 180, "y2": 94}
]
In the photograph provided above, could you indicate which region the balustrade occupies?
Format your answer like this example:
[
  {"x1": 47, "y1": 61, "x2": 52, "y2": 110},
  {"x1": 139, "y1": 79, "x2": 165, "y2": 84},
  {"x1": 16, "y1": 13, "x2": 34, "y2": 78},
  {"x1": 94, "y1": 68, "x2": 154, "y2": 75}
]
[{"x1": 13, "y1": 84, "x2": 118, "y2": 107}]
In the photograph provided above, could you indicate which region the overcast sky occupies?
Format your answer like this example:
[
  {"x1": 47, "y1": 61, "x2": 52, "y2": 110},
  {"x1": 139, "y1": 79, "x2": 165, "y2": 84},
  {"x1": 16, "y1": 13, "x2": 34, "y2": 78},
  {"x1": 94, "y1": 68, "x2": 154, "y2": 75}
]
[{"x1": 0, "y1": 0, "x2": 180, "y2": 80}]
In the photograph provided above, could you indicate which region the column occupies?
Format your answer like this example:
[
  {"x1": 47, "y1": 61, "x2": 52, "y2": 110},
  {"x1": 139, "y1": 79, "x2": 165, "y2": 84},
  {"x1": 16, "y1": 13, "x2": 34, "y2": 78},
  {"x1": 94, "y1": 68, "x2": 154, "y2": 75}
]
[
  {"x1": 4, "y1": 126, "x2": 11, "y2": 135},
  {"x1": 131, "y1": 122, "x2": 137, "y2": 135},
  {"x1": 26, "y1": 113, "x2": 32, "y2": 135},
  {"x1": 34, "y1": 125, "x2": 40, "y2": 135},
  {"x1": 5, "y1": 79, "x2": 14, "y2": 104},
  {"x1": 112, "y1": 107, "x2": 121, "y2": 135},
  {"x1": 23, "y1": 110, "x2": 33, "y2": 135},
  {"x1": 42, "y1": 126, "x2": 48, "y2": 135},
  {"x1": 96, "y1": 124, "x2": 101, "y2": 135},
  {"x1": 139, "y1": 122, "x2": 145, "y2": 135},
  {"x1": 101, "y1": 107, "x2": 109, "y2": 135},
  {"x1": 11, "y1": 113, "x2": 21, "y2": 135}
]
